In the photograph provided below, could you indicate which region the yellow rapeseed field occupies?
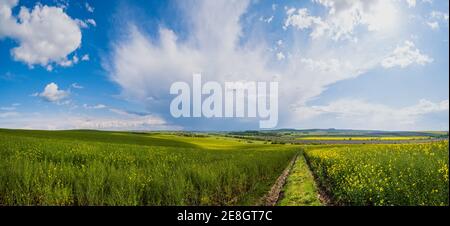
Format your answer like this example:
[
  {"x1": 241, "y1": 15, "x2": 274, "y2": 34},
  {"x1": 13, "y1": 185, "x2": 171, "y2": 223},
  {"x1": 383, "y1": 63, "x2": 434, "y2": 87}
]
[{"x1": 304, "y1": 141, "x2": 449, "y2": 206}]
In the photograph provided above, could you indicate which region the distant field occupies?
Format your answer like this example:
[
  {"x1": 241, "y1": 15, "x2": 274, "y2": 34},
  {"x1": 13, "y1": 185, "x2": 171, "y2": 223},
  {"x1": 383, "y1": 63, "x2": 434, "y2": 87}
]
[
  {"x1": 296, "y1": 136, "x2": 431, "y2": 141},
  {"x1": 304, "y1": 141, "x2": 449, "y2": 206},
  {"x1": 0, "y1": 129, "x2": 297, "y2": 205}
]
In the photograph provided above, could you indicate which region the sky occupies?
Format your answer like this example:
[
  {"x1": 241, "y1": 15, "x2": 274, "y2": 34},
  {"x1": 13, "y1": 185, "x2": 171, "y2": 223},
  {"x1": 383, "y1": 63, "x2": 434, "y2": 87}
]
[{"x1": 0, "y1": 0, "x2": 448, "y2": 131}]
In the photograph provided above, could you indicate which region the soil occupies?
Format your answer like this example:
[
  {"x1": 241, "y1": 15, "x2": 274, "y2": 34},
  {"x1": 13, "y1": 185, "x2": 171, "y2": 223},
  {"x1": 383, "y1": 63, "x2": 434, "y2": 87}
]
[{"x1": 261, "y1": 154, "x2": 298, "y2": 206}]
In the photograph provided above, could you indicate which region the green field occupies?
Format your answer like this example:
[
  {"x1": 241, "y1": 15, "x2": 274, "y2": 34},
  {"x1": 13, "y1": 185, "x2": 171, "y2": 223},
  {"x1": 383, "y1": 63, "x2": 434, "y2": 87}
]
[
  {"x1": 0, "y1": 129, "x2": 297, "y2": 205},
  {"x1": 0, "y1": 129, "x2": 448, "y2": 206}
]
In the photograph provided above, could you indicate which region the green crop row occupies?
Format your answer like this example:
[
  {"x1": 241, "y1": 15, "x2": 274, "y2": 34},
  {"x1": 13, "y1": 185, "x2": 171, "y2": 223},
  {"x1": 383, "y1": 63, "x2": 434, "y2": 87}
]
[{"x1": 0, "y1": 130, "x2": 298, "y2": 205}]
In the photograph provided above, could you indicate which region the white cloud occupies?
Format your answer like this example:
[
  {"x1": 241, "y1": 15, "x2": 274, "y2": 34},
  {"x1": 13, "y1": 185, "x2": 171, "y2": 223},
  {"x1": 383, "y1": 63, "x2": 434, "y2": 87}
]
[
  {"x1": 107, "y1": 0, "x2": 440, "y2": 130},
  {"x1": 406, "y1": 0, "x2": 416, "y2": 8},
  {"x1": 431, "y1": 11, "x2": 449, "y2": 22},
  {"x1": 58, "y1": 55, "x2": 79, "y2": 68},
  {"x1": 300, "y1": 58, "x2": 344, "y2": 72},
  {"x1": 83, "y1": 104, "x2": 107, "y2": 109},
  {"x1": 108, "y1": 0, "x2": 275, "y2": 102},
  {"x1": 76, "y1": 18, "x2": 96, "y2": 28},
  {"x1": 76, "y1": 19, "x2": 88, "y2": 28},
  {"x1": 0, "y1": 112, "x2": 176, "y2": 130},
  {"x1": 276, "y1": 39, "x2": 283, "y2": 46},
  {"x1": 71, "y1": 83, "x2": 83, "y2": 89},
  {"x1": 85, "y1": 2, "x2": 94, "y2": 13},
  {"x1": 283, "y1": 8, "x2": 323, "y2": 31},
  {"x1": 73, "y1": 115, "x2": 169, "y2": 130},
  {"x1": 81, "y1": 54, "x2": 90, "y2": 61},
  {"x1": 260, "y1": 15, "x2": 273, "y2": 23},
  {"x1": 272, "y1": 4, "x2": 277, "y2": 11},
  {"x1": 0, "y1": 0, "x2": 82, "y2": 69},
  {"x1": 427, "y1": 11, "x2": 449, "y2": 31},
  {"x1": 86, "y1": 18, "x2": 96, "y2": 27},
  {"x1": 276, "y1": 52, "x2": 285, "y2": 61},
  {"x1": 427, "y1": 21, "x2": 439, "y2": 30},
  {"x1": 381, "y1": 40, "x2": 433, "y2": 68},
  {"x1": 295, "y1": 99, "x2": 449, "y2": 130},
  {"x1": 286, "y1": 0, "x2": 400, "y2": 41},
  {"x1": 406, "y1": 0, "x2": 434, "y2": 7},
  {"x1": 46, "y1": 65, "x2": 53, "y2": 71},
  {"x1": 37, "y1": 82, "x2": 69, "y2": 102}
]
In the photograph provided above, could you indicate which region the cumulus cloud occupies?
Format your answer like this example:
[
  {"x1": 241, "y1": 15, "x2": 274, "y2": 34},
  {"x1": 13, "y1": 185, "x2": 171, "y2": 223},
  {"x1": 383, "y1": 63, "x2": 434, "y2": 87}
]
[
  {"x1": 295, "y1": 99, "x2": 449, "y2": 130},
  {"x1": 37, "y1": 82, "x2": 69, "y2": 102},
  {"x1": 106, "y1": 0, "x2": 439, "y2": 129},
  {"x1": 285, "y1": 0, "x2": 399, "y2": 41},
  {"x1": 0, "y1": 0, "x2": 82, "y2": 69},
  {"x1": 108, "y1": 0, "x2": 378, "y2": 103},
  {"x1": 381, "y1": 40, "x2": 433, "y2": 68},
  {"x1": 108, "y1": 0, "x2": 274, "y2": 102}
]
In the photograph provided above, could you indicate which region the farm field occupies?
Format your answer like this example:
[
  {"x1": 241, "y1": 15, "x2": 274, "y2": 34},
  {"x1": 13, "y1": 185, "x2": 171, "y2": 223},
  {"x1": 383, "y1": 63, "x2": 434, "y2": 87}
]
[
  {"x1": 0, "y1": 129, "x2": 298, "y2": 205},
  {"x1": 295, "y1": 136, "x2": 431, "y2": 141},
  {"x1": 0, "y1": 128, "x2": 448, "y2": 206},
  {"x1": 303, "y1": 142, "x2": 449, "y2": 206}
]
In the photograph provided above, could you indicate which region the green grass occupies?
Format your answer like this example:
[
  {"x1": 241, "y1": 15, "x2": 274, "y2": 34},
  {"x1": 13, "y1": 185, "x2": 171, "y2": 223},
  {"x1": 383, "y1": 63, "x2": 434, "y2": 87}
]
[
  {"x1": 152, "y1": 134, "x2": 266, "y2": 149},
  {"x1": 0, "y1": 129, "x2": 199, "y2": 148},
  {"x1": 0, "y1": 129, "x2": 298, "y2": 206},
  {"x1": 304, "y1": 141, "x2": 449, "y2": 206},
  {"x1": 278, "y1": 154, "x2": 322, "y2": 206}
]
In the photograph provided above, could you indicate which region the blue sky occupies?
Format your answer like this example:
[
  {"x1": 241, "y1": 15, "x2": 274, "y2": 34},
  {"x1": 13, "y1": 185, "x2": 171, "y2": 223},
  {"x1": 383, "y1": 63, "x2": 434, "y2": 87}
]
[{"x1": 0, "y1": 0, "x2": 448, "y2": 131}]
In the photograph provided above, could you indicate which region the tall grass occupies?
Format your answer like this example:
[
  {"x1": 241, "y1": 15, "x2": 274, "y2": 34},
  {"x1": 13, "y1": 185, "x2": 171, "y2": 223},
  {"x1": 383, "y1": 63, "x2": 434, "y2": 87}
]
[{"x1": 0, "y1": 130, "x2": 297, "y2": 205}]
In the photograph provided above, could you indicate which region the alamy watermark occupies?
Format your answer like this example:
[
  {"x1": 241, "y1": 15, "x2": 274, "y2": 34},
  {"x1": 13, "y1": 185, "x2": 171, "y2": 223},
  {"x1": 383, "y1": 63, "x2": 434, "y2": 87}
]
[{"x1": 170, "y1": 74, "x2": 278, "y2": 128}]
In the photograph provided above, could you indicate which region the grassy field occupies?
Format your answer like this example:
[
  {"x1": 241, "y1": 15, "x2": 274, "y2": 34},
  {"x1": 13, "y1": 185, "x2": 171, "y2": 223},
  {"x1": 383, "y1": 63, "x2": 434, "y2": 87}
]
[
  {"x1": 1, "y1": 128, "x2": 448, "y2": 206},
  {"x1": 278, "y1": 155, "x2": 322, "y2": 206},
  {"x1": 0, "y1": 129, "x2": 298, "y2": 205},
  {"x1": 304, "y1": 141, "x2": 449, "y2": 206}
]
